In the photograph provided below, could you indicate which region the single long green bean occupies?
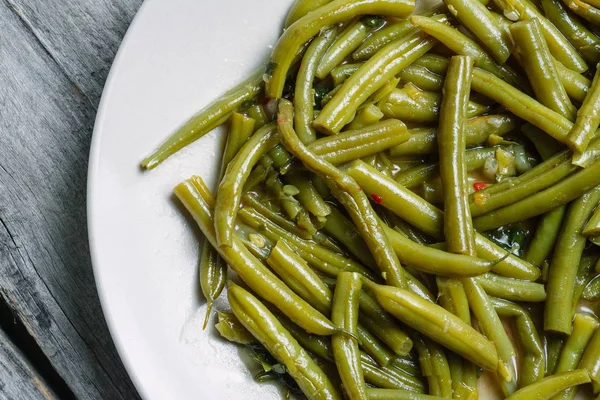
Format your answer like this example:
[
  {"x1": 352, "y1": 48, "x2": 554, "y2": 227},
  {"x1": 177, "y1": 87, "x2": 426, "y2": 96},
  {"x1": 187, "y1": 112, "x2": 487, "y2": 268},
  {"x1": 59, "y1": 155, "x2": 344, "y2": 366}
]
[
  {"x1": 214, "y1": 123, "x2": 278, "y2": 248},
  {"x1": 491, "y1": 0, "x2": 588, "y2": 72},
  {"x1": 437, "y1": 55, "x2": 476, "y2": 256},
  {"x1": 473, "y1": 158, "x2": 600, "y2": 231},
  {"x1": 267, "y1": 0, "x2": 415, "y2": 98},
  {"x1": 545, "y1": 185, "x2": 600, "y2": 334},
  {"x1": 399, "y1": 64, "x2": 444, "y2": 91},
  {"x1": 511, "y1": 19, "x2": 576, "y2": 121},
  {"x1": 554, "y1": 313, "x2": 600, "y2": 400},
  {"x1": 564, "y1": 0, "x2": 600, "y2": 24},
  {"x1": 412, "y1": 53, "x2": 449, "y2": 74},
  {"x1": 389, "y1": 115, "x2": 518, "y2": 157},
  {"x1": 295, "y1": 27, "x2": 338, "y2": 144},
  {"x1": 444, "y1": 0, "x2": 513, "y2": 62},
  {"x1": 332, "y1": 273, "x2": 368, "y2": 400},
  {"x1": 554, "y1": 60, "x2": 592, "y2": 103},
  {"x1": 199, "y1": 238, "x2": 226, "y2": 329},
  {"x1": 309, "y1": 119, "x2": 410, "y2": 165},
  {"x1": 353, "y1": 20, "x2": 415, "y2": 60},
  {"x1": 141, "y1": 70, "x2": 263, "y2": 169},
  {"x1": 278, "y1": 99, "x2": 406, "y2": 287},
  {"x1": 475, "y1": 273, "x2": 546, "y2": 302},
  {"x1": 541, "y1": 0, "x2": 600, "y2": 64},
  {"x1": 579, "y1": 328, "x2": 600, "y2": 393},
  {"x1": 505, "y1": 370, "x2": 591, "y2": 400},
  {"x1": 567, "y1": 66, "x2": 600, "y2": 153},
  {"x1": 228, "y1": 283, "x2": 342, "y2": 400},
  {"x1": 525, "y1": 206, "x2": 567, "y2": 267},
  {"x1": 314, "y1": 33, "x2": 437, "y2": 134}
]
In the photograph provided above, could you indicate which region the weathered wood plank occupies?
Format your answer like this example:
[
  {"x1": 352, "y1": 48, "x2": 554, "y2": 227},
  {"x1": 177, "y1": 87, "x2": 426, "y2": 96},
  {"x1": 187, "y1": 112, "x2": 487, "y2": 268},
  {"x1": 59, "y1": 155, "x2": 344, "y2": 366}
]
[
  {"x1": 6, "y1": 0, "x2": 143, "y2": 105},
  {"x1": 0, "y1": 328, "x2": 57, "y2": 400},
  {"x1": 0, "y1": 4, "x2": 138, "y2": 399}
]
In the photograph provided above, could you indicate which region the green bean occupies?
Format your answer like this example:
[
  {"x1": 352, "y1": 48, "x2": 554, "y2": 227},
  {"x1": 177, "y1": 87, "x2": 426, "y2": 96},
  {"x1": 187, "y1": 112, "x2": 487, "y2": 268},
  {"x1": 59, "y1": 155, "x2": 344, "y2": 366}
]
[
  {"x1": 521, "y1": 123, "x2": 563, "y2": 160},
  {"x1": 541, "y1": 0, "x2": 600, "y2": 64},
  {"x1": 314, "y1": 33, "x2": 437, "y2": 134},
  {"x1": 475, "y1": 273, "x2": 547, "y2": 302},
  {"x1": 198, "y1": 239, "x2": 226, "y2": 329},
  {"x1": 177, "y1": 179, "x2": 341, "y2": 335},
  {"x1": 265, "y1": 171, "x2": 305, "y2": 222},
  {"x1": 317, "y1": 20, "x2": 376, "y2": 80},
  {"x1": 309, "y1": 119, "x2": 410, "y2": 165},
  {"x1": 573, "y1": 255, "x2": 598, "y2": 308},
  {"x1": 295, "y1": 27, "x2": 338, "y2": 145},
  {"x1": 505, "y1": 370, "x2": 591, "y2": 400},
  {"x1": 141, "y1": 70, "x2": 262, "y2": 169},
  {"x1": 214, "y1": 123, "x2": 278, "y2": 248},
  {"x1": 444, "y1": 0, "x2": 513, "y2": 62},
  {"x1": 511, "y1": 19, "x2": 577, "y2": 121},
  {"x1": 491, "y1": 0, "x2": 588, "y2": 72},
  {"x1": 565, "y1": 0, "x2": 600, "y2": 24},
  {"x1": 323, "y1": 207, "x2": 377, "y2": 268},
  {"x1": 582, "y1": 275, "x2": 600, "y2": 301},
  {"x1": 567, "y1": 66, "x2": 600, "y2": 153},
  {"x1": 547, "y1": 335, "x2": 565, "y2": 376},
  {"x1": 286, "y1": 171, "x2": 332, "y2": 218},
  {"x1": 553, "y1": 313, "x2": 600, "y2": 400},
  {"x1": 409, "y1": 16, "x2": 523, "y2": 88},
  {"x1": 366, "y1": 281, "x2": 501, "y2": 371},
  {"x1": 390, "y1": 355, "x2": 421, "y2": 377},
  {"x1": 345, "y1": 104, "x2": 385, "y2": 131},
  {"x1": 583, "y1": 204, "x2": 600, "y2": 235},
  {"x1": 357, "y1": 324, "x2": 395, "y2": 367},
  {"x1": 221, "y1": 113, "x2": 256, "y2": 172},
  {"x1": 492, "y1": 298, "x2": 545, "y2": 387},
  {"x1": 554, "y1": 60, "x2": 592, "y2": 103},
  {"x1": 412, "y1": 54, "x2": 449, "y2": 75},
  {"x1": 267, "y1": 0, "x2": 415, "y2": 99},
  {"x1": 437, "y1": 56, "x2": 476, "y2": 256},
  {"x1": 471, "y1": 68, "x2": 573, "y2": 142},
  {"x1": 215, "y1": 311, "x2": 255, "y2": 345},
  {"x1": 463, "y1": 278, "x2": 518, "y2": 395},
  {"x1": 278, "y1": 99, "x2": 406, "y2": 288},
  {"x1": 545, "y1": 185, "x2": 600, "y2": 334},
  {"x1": 237, "y1": 206, "x2": 377, "y2": 279},
  {"x1": 331, "y1": 63, "x2": 364, "y2": 86},
  {"x1": 332, "y1": 273, "x2": 368, "y2": 400},
  {"x1": 246, "y1": 103, "x2": 269, "y2": 129},
  {"x1": 361, "y1": 354, "x2": 426, "y2": 392},
  {"x1": 473, "y1": 158, "x2": 600, "y2": 231},
  {"x1": 365, "y1": 388, "x2": 444, "y2": 400},
  {"x1": 344, "y1": 160, "x2": 541, "y2": 280},
  {"x1": 284, "y1": 0, "x2": 333, "y2": 27},
  {"x1": 412, "y1": 337, "x2": 440, "y2": 396},
  {"x1": 390, "y1": 115, "x2": 518, "y2": 157},
  {"x1": 353, "y1": 20, "x2": 415, "y2": 60},
  {"x1": 399, "y1": 64, "x2": 444, "y2": 91},
  {"x1": 228, "y1": 283, "x2": 342, "y2": 400},
  {"x1": 268, "y1": 144, "x2": 294, "y2": 173},
  {"x1": 579, "y1": 327, "x2": 600, "y2": 393}
]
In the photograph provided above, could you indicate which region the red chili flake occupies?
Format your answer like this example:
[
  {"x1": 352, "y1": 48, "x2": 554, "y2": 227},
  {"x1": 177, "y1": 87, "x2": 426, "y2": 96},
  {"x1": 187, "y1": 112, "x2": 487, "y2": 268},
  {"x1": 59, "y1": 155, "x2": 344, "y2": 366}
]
[
  {"x1": 277, "y1": 117, "x2": 287, "y2": 124},
  {"x1": 473, "y1": 182, "x2": 488, "y2": 192},
  {"x1": 371, "y1": 193, "x2": 383, "y2": 203}
]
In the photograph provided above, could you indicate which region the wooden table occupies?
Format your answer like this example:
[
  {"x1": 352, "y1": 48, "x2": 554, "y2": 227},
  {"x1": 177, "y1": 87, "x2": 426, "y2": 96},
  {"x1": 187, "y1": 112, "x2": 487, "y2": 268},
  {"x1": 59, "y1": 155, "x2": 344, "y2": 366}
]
[{"x1": 0, "y1": 1, "x2": 143, "y2": 398}]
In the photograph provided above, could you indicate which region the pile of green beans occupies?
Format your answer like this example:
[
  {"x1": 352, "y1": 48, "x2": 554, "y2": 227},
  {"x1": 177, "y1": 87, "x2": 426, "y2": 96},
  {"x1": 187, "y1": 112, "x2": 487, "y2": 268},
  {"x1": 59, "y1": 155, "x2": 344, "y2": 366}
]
[{"x1": 142, "y1": 0, "x2": 600, "y2": 398}]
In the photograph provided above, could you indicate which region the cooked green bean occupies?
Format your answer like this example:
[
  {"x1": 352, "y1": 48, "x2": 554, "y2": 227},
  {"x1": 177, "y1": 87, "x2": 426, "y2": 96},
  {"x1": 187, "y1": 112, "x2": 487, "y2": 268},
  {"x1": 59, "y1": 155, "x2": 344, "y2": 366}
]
[
  {"x1": 199, "y1": 239, "x2": 226, "y2": 329},
  {"x1": 265, "y1": 171, "x2": 306, "y2": 223},
  {"x1": 553, "y1": 313, "x2": 600, "y2": 400},
  {"x1": 475, "y1": 273, "x2": 547, "y2": 302},
  {"x1": 286, "y1": 171, "x2": 332, "y2": 218},
  {"x1": 545, "y1": 185, "x2": 600, "y2": 334},
  {"x1": 444, "y1": 0, "x2": 513, "y2": 62},
  {"x1": 583, "y1": 204, "x2": 600, "y2": 235},
  {"x1": 317, "y1": 19, "x2": 379, "y2": 80},
  {"x1": 492, "y1": 298, "x2": 545, "y2": 387},
  {"x1": 332, "y1": 272, "x2": 368, "y2": 400},
  {"x1": 361, "y1": 353, "x2": 426, "y2": 392},
  {"x1": 473, "y1": 158, "x2": 600, "y2": 231},
  {"x1": 409, "y1": 16, "x2": 523, "y2": 88},
  {"x1": 221, "y1": 113, "x2": 256, "y2": 172},
  {"x1": 309, "y1": 119, "x2": 409, "y2": 165},
  {"x1": 141, "y1": 70, "x2": 263, "y2": 169},
  {"x1": 366, "y1": 281, "x2": 500, "y2": 371},
  {"x1": 215, "y1": 311, "x2": 255, "y2": 345},
  {"x1": 491, "y1": 0, "x2": 588, "y2": 72},
  {"x1": 365, "y1": 388, "x2": 444, "y2": 399},
  {"x1": 582, "y1": 276, "x2": 600, "y2": 301},
  {"x1": 399, "y1": 64, "x2": 444, "y2": 91},
  {"x1": 413, "y1": 337, "x2": 440, "y2": 396},
  {"x1": 463, "y1": 278, "x2": 518, "y2": 395},
  {"x1": 567, "y1": 66, "x2": 600, "y2": 153},
  {"x1": 344, "y1": 160, "x2": 540, "y2": 280},
  {"x1": 547, "y1": 336, "x2": 565, "y2": 376},
  {"x1": 228, "y1": 283, "x2": 342, "y2": 400},
  {"x1": 295, "y1": 27, "x2": 338, "y2": 144},
  {"x1": 353, "y1": 19, "x2": 415, "y2": 60},
  {"x1": 176, "y1": 178, "x2": 342, "y2": 336},
  {"x1": 573, "y1": 255, "x2": 598, "y2": 308},
  {"x1": 565, "y1": 0, "x2": 600, "y2": 24},
  {"x1": 437, "y1": 56, "x2": 476, "y2": 256},
  {"x1": 511, "y1": 19, "x2": 576, "y2": 121},
  {"x1": 471, "y1": 68, "x2": 573, "y2": 142},
  {"x1": 314, "y1": 33, "x2": 437, "y2": 134},
  {"x1": 554, "y1": 60, "x2": 592, "y2": 103},
  {"x1": 541, "y1": 0, "x2": 600, "y2": 64},
  {"x1": 215, "y1": 123, "x2": 278, "y2": 248},
  {"x1": 323, "y1": 207, "x2": 377, "y2": 268},
  {"x1": 266, "y1": 0, "x2": 415, "y2": 99},
  {"x1": 357, "y1": 324, "x2": 395, "y2": 367},
  {"x1": 331, "y1": 63, "x2": 364, "y2": 86},
  {"x1": 505, "y1": 370, "x2": 591, "y2": 400},
  {"x1": 427, "y1": 342, "x2": 452, "y2": 398},
  {"x1": 390, "y1": 115, "x2": 519, "y2": 157},
  {"x1": 246, "y1": 103, "x2": 269, "y2": 129},
  {"x1": 284, "y1": 0, "x2": 333, "y2": 27},
  {"x1": 412, "y1": 54, "x2": 449, "y2": 75},
  {"x1": 379, "y1": 84, "x2": 490, "y2": 123},
  {"x1": 278, "y1": 99, "x2": 406, "y2": 288},
  {"x1": 579, "y1": 328, "x2": 600, "y2": 393},
  {"x1": 346, "y1": 104, "x2": 385, "y2": 130}
]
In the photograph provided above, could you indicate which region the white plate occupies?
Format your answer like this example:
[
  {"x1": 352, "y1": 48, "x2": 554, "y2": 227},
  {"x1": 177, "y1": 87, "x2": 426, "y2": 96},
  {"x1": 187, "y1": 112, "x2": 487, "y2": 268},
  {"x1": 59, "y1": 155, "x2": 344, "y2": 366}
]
[{"x1": 88, "y1": 1, "x2": 294, "y2": 399}]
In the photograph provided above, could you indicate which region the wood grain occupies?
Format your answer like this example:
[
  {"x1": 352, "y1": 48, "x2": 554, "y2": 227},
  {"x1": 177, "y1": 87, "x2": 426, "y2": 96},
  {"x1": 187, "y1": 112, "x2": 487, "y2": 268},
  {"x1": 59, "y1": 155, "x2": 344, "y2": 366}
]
[{"x1": 0, "y1": 2, "x2": 140, "y2": 398}]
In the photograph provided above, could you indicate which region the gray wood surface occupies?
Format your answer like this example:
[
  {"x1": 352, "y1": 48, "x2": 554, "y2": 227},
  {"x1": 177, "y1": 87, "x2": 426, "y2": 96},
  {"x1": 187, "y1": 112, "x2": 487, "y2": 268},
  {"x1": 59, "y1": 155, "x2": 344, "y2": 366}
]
[{"x1": 0, "y1": 0, "x2": 142, "y2": 398}]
